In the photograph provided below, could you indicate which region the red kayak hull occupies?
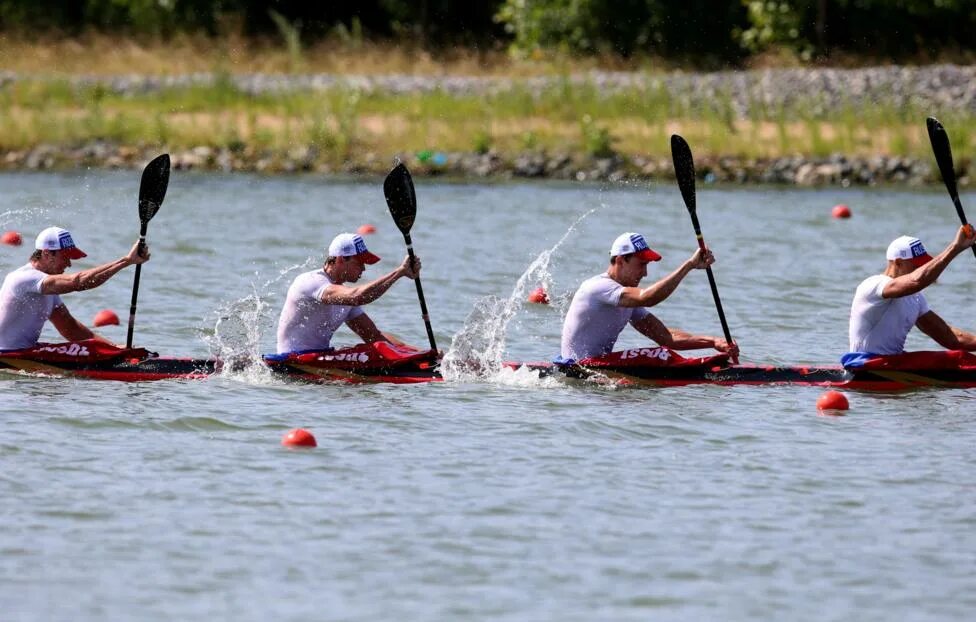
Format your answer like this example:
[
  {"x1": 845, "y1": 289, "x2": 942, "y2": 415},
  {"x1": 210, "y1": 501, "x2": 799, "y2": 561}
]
[
  {"x1": 504, "y1": 361, "x2": 976, "y2": 391},
  {"x1": 261, "y1": 342, "x2": 442, "y2": 384},
  {"x1": 0, "y1": 354, "x2": 218, "y2": 381},
  {"x1": 4, "y1": 340, "x2": 976, "y2": 390}
]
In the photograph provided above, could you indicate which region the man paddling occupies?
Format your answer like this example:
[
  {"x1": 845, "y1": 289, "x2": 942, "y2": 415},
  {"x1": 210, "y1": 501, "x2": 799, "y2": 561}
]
[
  {"x1": 559, "y1": 232, "x2": 738, "y2": 361},
  {"x1": 275, "y1": 232, "x2": 420, "y2": 353},
  {"x1": 0, "y1": 226, "x2": 149, "y2": 350},
  {"x1": 847, "y1": 225, "x2": 976, "y2": 358}
]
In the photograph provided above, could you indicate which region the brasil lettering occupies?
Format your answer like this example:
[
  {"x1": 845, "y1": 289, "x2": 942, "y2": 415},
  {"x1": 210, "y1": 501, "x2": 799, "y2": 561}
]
[
  {"x1": 37, "y1": 343, "x2": 91, "y2": 356},
  {"x1": 620, "y1": 347, "x2": 671, "y2": 361},
  {"x1": 319, "y1": 352, "x2": 370, "y2": 363}
]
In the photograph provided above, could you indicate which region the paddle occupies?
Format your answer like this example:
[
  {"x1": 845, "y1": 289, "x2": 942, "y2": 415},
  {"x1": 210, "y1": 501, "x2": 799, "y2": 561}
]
[
  {"x1": 670, "y1": 134, "x2": 738, "y2": 364},
  {"x1": 383, "y1": 161, "x2": 438, "y2": 357},
  {"x1": 926, "y1": 116, "x2": 976, "y2": 260},
  {"x1": 125, "y1": 154, "x2": 170, "y2": 348}
]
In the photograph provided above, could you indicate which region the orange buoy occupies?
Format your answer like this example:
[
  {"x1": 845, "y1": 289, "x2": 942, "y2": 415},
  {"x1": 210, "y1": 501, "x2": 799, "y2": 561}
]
[
  {"x1": 527, "y1": 286, "x2": 550, "y2": 305},
  {"x1": 831, "y1": 204, "x2": 852, "y2": 219},
  {"x1": 816, "y1": 390, "x2": 849, "y2": 413},
  {"x1": 282, "y1": 428, "x2": 317, "y2": 448},
  {"x1": 1, "y1": 230, "x2": 22, "y2": 246},
  {"x1": 357, "y1": 224, "x2": 377, "y2": 235},
  {"x1": 92, "y1": 309, "x2": 120, "y2": 327}
]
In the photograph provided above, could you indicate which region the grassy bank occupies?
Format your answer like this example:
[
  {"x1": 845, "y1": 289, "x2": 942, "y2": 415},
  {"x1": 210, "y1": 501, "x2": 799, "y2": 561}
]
[
  {"x1": 1, "y1": 37, "x2": 975, "y2": 169},
  {"x1": 1, "y1": 77, "x2": 974, "y2": 165}
]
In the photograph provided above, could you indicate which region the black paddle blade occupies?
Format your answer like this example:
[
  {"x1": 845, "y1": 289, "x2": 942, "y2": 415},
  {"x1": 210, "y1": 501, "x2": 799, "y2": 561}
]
[
  {"x1": 670, "y1": 134, "x2": 696, "y2": 213},
  {"x1": 927, "y1": 117, "x2": 959, "y2": 200},
  {"x1": 138, "y1": 154, "x2": 170, "y2": 226},
  {"x1": 384, "y1": 162, "x2": 417, "y2": 236}
]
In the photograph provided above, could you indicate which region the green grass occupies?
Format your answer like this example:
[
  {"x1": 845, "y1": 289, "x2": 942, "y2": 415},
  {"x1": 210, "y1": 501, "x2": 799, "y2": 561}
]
[{"x1": 0, "y1": 76, "x2": 973, "y2": 163}]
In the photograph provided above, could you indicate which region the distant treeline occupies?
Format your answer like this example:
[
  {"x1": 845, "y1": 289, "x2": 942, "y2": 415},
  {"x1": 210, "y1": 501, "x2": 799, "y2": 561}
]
[{"x1": 3, "y1": 0, "x2": 975, "y2": 64}]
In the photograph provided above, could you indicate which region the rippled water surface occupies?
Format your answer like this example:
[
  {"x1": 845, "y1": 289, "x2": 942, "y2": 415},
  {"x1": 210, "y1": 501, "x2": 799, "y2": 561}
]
[{"x1": 2, "y1": 170, "x2": 975, "y2": 621}]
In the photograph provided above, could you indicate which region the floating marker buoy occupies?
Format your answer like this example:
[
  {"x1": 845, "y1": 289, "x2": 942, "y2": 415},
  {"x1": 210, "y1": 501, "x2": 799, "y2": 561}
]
[
  {"x1": 93, "y1": 309, "x2": 120, "y2": 327},
  {"x1": 816, "y1": 390, "x2": 849, "y2": 413},
  {"x1": 282, "y1": 428, "x2": 317, "y2": 447},
  {"x1": 1, "y1": 231, "x2": 22, "y2": 246},
  {"x1": 527, "y1": 286, "x2": 550, "y2": 304},
  {"x1": 357, "y1": 224, "x2": 377, "y2": 235},
  {"x1": 831, "y1": 204, "x2": 852, "y2": 219}
]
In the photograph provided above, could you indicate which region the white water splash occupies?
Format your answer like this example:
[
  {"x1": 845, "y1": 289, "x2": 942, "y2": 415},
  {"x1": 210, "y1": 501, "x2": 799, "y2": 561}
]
[
  {"x1": 441, "y1": 207, "x2": 598, "y2": 381},
  {"x1": 0, "y1": 208, "x2": 50, "y2": 230},
  {"x1": 202, "y1": 258, "x2": 314, "y2": 383},
  {"x1": 489, "y1": 364, "x2": 565, "y2": 388}
]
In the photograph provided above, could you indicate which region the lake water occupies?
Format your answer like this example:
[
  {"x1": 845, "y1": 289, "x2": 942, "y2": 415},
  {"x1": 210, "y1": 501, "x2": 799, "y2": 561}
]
[{"x1": 2, "y1": 169, "x2": 975, "y2": 621}]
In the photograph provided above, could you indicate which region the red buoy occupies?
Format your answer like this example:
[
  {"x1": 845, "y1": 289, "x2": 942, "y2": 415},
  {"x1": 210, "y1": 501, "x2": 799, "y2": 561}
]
[
  {"x1": 1, "y1": 230, "x2": 22, "y2": 246},
  {"x1": 282, "y1": 428, "x2": 317, "y2": 447},
  {"x1": 357, "y1": 224, "x2": 377, "y2": 235},
  {"x1": 92, "y1": 309, "x2": 120, "y2": 327},
  {"x1": 527, "y1": 286, "x2": 550, "y2": 304},
  {"x1": 831, "y1": 204, "x2": 852, "y2": 219},
  {"x1": 816, "y1": 390, "x2": 850, "y2": 413}
]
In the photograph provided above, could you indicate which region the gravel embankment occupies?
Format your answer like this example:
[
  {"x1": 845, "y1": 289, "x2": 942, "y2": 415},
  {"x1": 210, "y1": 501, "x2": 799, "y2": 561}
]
[{"x1": 2, "y1": 65, "x2": 973, "y2": 185}]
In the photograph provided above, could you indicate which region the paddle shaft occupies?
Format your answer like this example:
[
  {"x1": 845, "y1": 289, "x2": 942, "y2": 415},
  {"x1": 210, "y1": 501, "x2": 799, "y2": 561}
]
[
  {"x1": 935, "y1": 154, "x2": 976, "y2": 258},
  {"x1": 687, "y1": 210, "x2": 737, "y2": 363},
  {"x1": 401, "y1": 232, "x2": 438, "y2": 356},
  {"x1": 125, "y1": 226, "x2": 148, "y2": 349},
  {"x1": 927, "y1": 117, "x2": 976, "y2": 259},
  {"x1": 944, "y1": 185, "x2": 976, "y2": 259}
]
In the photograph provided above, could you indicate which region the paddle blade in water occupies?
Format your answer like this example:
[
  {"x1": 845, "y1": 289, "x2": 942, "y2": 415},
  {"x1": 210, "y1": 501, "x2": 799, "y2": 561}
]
[
  {"x1": 384, "y1": 162, "x2": 417, "y2": 235},
  {"x1": 670, "y1": 134, "x2": 696, "y2": 213},
  {"x1": 139, "y1": 154, "x2": 170, "y2": 226},
  {"x1": 927, "y1": 117, "x2": 959, "y2": 201}
]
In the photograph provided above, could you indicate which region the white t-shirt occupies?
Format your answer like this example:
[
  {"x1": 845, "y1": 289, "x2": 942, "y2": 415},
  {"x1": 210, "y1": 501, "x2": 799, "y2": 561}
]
[
  {"x1": 560, "y1": 273, "x2": 651, "y2": 360},
  {"x1": 848, "y1": 274, "x2": 930, "y2": 354},
  {"x1": 0, "y1": 264, "x2": 64, "y2": 350},
  {"x1": 276, "y1": 269, "x2": 365, "y2": 353}
]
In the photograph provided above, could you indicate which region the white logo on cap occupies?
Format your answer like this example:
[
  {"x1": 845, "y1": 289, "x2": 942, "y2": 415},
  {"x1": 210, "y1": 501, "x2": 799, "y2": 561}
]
[{"x1": 58, "y1": 231, "x2": 75, "y2": 250}]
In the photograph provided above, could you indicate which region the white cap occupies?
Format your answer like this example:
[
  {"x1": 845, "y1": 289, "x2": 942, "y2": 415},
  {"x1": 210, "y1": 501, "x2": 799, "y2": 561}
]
[
  {"x1": 34, "y1": 226, "x2": 87, "y2": 259},
  {"x1": 609, "y1": 232, "x2": 662, "y2": 261},
  {"x1": 328, "y1": 233, "x2": 380, "y2": 264},
  {"x1": 886, "y1": 235, "x2": 932, "y2": 267}
]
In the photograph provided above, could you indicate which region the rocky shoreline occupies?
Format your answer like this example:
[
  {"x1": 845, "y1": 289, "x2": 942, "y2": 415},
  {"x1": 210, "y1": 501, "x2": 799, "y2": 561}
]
[
  {"x1": 2, "y1": 63, "x2": 974, "y2": 186},
  {"x1": 0, "y1": 142, "x2": 963, "y2": 187}
]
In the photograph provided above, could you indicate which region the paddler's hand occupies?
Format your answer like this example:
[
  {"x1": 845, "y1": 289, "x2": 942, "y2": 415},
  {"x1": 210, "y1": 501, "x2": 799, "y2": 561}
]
[
  {"x1": 688, "y1": 247, "x2": 715, "y2": 269},
  {"x1": 399, "y1": 254, "x2": 421, "y2": 280},
  {"x1": 124, "y1": 241, "x2": 151, "y2": 265},
  {"x1": 714, "y1": 338, "x2": 738, "y2": 359},
  {"x1": 952, "y1": 223, "x2": 976, "y2": 253}
]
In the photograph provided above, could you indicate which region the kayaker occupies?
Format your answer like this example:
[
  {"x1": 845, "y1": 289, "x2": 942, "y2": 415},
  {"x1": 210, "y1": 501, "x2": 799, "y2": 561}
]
[
  {"x1": 0, "y1": 226, "x2": 149, "y2": 350},
  {"x1": 559, "y1": 232, "x2": 738, "y2": 361},
  {"x1": 275, "y1": 232, "x2": 420, "y2": 353},
  {"x1": 847, "y1": 225, "x2": 976, "y2": 357}
]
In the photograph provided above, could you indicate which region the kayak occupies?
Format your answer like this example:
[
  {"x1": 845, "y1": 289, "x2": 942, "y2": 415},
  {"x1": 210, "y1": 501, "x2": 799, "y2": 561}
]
[
  {"x1": 262, "y1": 341, "x2": 442, "y2": 384},
  {"x1": 504, "y1": 347, "x2": 976, "y2": 391},
  {"x1": 0, "y1": 340, "x2": 441, "y2": 383},
  {"x1": 6, "y1": 340, "x2": 976, "y2": 390},
  {"x1": 0, "y1": 340, "x2": 217, "y2": 381}
]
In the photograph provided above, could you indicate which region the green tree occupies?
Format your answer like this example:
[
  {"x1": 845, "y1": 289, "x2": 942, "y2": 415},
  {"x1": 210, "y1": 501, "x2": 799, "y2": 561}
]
[{"x1": 495, "y1": 0, "x2": 746, "y2": 63}]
